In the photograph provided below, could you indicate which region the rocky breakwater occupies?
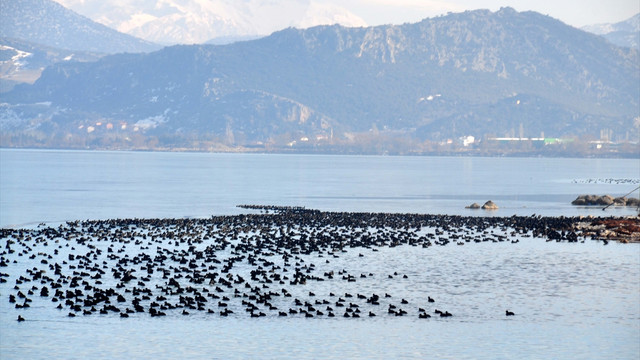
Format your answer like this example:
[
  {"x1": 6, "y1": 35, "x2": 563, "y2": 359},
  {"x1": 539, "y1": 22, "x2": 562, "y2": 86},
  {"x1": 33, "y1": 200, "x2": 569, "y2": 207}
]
[{"x1": 571, "y1": 195, "x2": 640, "y2": 207}]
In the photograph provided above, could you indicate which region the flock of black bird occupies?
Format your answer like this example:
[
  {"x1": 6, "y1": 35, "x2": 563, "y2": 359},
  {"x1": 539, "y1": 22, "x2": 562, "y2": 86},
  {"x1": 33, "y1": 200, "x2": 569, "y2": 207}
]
[
  {"x1": 2, "y1": 206, "x2": 594, "y2": 322},
  {"x1": 571, "y1": 178, "x2": 639, "y2": 185}
]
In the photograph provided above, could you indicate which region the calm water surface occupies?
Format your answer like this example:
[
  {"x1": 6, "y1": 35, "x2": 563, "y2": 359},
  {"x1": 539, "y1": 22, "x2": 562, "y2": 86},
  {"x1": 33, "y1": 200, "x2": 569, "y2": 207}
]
[
  {"x1": 1, "y1": 149, "x2": 638, "y2": 227},
  {"x1": 1, "y1": 149, "x2": 639, "y2": 359}
]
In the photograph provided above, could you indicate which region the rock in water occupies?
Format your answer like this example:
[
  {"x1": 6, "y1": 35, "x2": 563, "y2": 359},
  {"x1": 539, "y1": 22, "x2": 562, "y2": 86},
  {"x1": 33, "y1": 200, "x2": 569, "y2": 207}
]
[
  {"x1": 596, "y1": 195, "x2": 614, "y2": 206},
  {"x1": 571, "y1": 194, "x2": 639, "y2": 206},
  {"x1": 482, "y1": 200, "x2": 498, "y2": 210},
  {"x1": 571, "y1": 195, "x2": 588, "y2": 205}
]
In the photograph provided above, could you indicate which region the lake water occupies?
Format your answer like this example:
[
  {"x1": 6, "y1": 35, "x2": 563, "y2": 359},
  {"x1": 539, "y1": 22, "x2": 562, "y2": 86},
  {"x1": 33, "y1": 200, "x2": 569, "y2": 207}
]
[
  {"x1": 0, "y1": 149, "x2": 639, "y2": 359},
  {"x1": 1, "y1": 149, "x2": 638, "y2": 227}
]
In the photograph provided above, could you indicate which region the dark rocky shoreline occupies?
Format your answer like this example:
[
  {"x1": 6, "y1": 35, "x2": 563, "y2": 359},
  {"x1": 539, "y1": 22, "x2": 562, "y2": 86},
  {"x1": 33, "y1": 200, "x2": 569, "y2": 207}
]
[{"x1": 2, "y1": 207, "x2": 638, "y2": 322}]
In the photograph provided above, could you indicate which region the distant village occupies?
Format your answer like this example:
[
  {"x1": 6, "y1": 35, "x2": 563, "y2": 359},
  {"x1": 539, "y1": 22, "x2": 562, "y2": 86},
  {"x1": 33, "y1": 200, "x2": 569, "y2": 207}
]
[
  {"x1": 269, "y1": 131, "x2": 639, "y2": 157},
  {"x1": 2, "y1": 119, "x2": 637, "y2": 158}
]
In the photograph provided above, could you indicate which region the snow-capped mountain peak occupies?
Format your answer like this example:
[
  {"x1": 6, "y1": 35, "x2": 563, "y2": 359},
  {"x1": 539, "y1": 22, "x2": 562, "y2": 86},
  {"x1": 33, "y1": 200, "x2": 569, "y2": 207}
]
[{"x1": 52, "y1": 0, "x2": 368, "y2": 45}]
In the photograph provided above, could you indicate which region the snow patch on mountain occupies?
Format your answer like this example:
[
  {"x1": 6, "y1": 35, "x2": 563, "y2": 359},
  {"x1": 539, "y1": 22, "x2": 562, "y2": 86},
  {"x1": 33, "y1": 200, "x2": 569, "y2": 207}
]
[
  {"x1": 134, "y1": 113, "x2": 168, "y2": 130},
  {"x1": 0, "y1": 45, "x2": 33, "y2": 70}
]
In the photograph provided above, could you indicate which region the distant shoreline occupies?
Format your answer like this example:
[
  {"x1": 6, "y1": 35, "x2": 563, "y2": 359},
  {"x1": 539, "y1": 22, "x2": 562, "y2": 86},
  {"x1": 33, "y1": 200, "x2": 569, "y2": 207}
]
[{"x1": 1, "y1": 146, "x2": 638, "y2": 159}]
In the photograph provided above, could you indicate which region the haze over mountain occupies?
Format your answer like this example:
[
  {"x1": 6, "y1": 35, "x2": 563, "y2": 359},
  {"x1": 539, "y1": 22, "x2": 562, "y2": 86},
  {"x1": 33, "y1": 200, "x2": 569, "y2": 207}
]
[
  {"x1": 2, "y1": 8, "x2": 639, "y2": 153},
  {"x1": 0, "y1": 0, "x2": 160, "y2": 53},
  {"x1": 581, "y1": 13, "x2": 640, "y2": 49},
  {"x1": 51, "y1": 0, "x2": 367, "y2": 45}
]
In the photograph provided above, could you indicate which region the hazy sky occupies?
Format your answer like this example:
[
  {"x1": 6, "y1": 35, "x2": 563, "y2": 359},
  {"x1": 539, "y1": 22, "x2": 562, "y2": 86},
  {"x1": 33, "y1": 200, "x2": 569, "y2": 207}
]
[{"x1": 342, "y1": 0, "x2": 639, "y2": 28}]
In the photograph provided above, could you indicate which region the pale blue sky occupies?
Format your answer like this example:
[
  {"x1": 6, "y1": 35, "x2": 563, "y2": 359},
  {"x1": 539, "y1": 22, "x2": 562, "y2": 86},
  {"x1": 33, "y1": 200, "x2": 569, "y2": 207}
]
[{"x1": 342, "y1": 0, "x2": 639, "y2": 28}]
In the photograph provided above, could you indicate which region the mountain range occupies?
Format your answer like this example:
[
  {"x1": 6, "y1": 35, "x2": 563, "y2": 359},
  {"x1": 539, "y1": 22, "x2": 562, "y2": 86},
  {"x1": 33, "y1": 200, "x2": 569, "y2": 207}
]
[
  {"x1": 49, "y1": 0, "x2": 640, "y2": 50},
  {"x1": 1, "y1": 7, "x2": 639, "y2": 153}
]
